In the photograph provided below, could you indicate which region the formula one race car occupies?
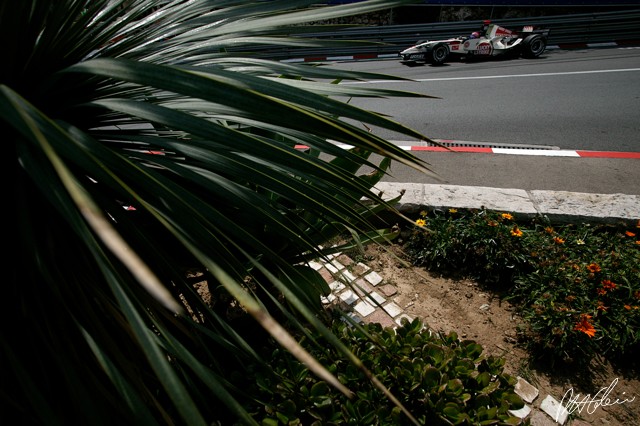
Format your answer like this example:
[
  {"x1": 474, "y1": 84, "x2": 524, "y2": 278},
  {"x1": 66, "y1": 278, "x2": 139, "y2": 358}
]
[{"x1": 399, "y1": 21, "x2": 549, "y2": 65}]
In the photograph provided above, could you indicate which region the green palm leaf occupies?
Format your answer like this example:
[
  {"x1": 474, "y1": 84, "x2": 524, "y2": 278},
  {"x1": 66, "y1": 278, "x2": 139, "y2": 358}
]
[{"x1": 3, "y1": 1, "x2": 434, "y2": 424}]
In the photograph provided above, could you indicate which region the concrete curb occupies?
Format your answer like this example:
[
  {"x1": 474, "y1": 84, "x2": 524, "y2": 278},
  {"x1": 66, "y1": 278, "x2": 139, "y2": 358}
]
[
  {"x1": 295, "y1": 143, "x2": 640, "y2": 159},
  {"x1": 374, "y1": 183, "x2": 640, "y2": 224},
  {"x1": 407, "y1": 146, "x2": 640, "y2": 159}
]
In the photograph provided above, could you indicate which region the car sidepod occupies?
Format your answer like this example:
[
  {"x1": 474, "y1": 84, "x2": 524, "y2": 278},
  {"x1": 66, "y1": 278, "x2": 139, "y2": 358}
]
[{"x1": 476, "y1": 40, "x2": 494, "y2": 56}]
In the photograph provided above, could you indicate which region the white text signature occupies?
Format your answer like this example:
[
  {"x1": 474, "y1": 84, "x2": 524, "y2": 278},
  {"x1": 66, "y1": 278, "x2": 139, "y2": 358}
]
[{"x1": 559, "y1": 378, "x2": 635, "y2": 421}]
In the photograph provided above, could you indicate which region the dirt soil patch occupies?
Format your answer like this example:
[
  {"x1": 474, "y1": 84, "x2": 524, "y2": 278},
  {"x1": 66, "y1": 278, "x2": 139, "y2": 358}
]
[{"x1": 358, "y1": 243, "x2": 639, "y2": 426}]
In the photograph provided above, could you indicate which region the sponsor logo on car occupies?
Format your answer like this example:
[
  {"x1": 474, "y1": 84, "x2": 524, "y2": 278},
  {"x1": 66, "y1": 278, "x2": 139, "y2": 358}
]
[{"x1": 477, "y1": 42, "x2": 492, "y2": 55}]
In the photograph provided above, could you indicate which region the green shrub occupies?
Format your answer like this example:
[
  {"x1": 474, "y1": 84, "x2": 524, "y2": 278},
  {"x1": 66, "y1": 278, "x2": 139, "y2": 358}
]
[
  {"x1": 246, "y1": 318, "x2": 526, "y2": 425},
  {"x1": 405, "y1": 209, "x2": 640, "y2": 365},
  {"x1": 509, "y1": 221, "x2": 640, "y2": 364},
  {"x1": 406, "y1": 209, "x2": 533, "y2": 287}
]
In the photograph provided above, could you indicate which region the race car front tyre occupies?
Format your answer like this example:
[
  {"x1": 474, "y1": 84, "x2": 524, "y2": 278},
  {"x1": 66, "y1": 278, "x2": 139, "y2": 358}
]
[
  {"x1": 521, "y1": 34, "x2": 546, "y2": 58},
  {"x1": 428, "y1": 43, "x2": 449, "y2": 65}
]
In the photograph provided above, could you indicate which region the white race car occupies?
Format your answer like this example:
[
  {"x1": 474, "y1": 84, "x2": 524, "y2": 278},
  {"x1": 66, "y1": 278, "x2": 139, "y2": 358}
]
[{"x1": 399, "y1": 21, "x2": 550, "y2": 65}]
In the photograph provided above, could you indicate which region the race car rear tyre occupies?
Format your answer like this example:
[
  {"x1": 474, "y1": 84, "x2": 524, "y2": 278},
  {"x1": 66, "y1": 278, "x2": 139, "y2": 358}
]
[
  {"x1": 428, "y1": 43, "x2": 449, "y2": 65},
  {"x1": 521, "y1": 34, "x2": 546, "y2": 58}
]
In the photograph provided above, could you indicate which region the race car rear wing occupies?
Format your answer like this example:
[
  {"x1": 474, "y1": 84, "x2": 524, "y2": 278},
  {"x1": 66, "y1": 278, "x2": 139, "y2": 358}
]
[
  {"x1": 486, "y1": 23, "x2": 550, "y2": 40},
  {"x1": 520, "y1": 25, "x2": 551, "y2": 39}
]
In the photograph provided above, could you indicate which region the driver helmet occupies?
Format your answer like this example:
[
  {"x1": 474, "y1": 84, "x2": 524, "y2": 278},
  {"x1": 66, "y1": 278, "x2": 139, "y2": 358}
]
[{"x1": 469, "y1": 31, "x2": 480, "y2": 39}]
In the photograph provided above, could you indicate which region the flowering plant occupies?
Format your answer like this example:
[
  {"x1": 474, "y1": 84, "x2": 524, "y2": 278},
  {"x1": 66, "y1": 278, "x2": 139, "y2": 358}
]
[
  {"x1": 406, "y1": 208, "x2": 640, "y2": 364},
  {"x1": 511, "y1": 220, "x2": 640, "y2": 363},
  {"x1": 406, "y1": 208, "x2": 531, "y2": 287}
]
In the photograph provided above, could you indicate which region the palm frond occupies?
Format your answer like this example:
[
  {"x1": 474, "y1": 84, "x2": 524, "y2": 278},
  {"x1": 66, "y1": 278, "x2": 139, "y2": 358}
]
[{"x1": 3, "y1": 1, "x2": 436, "y2": 424}]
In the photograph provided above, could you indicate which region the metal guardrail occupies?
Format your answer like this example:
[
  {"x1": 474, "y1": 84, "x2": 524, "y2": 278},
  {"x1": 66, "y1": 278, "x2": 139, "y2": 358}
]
[{"x1": 245, "y1": 9, "x2": 640, "y2": 60}]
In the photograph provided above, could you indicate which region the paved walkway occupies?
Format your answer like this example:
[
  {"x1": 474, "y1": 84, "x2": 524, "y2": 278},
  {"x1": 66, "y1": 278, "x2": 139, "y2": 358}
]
[{"x1": 311, "y1": 252, "x2": 412, "y2": 328}]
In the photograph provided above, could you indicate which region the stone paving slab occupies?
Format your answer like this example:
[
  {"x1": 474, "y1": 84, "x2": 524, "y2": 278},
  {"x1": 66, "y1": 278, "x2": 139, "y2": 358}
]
[
  {"x1": 515, "y1": 376, "x2": 540, "y2": 404},
  {"x1": 375, "y1": 182, "x2": 538, "y2": 216},
  {"x1": 530, "y1": 190, "x2": 640, "y2": 223},
  {"x1": 540, "y1": 395, "x2": 569, "y2": 425}
]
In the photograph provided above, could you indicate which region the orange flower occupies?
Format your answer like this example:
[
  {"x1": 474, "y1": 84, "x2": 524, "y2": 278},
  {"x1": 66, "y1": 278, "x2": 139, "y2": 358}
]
[
  {"x1": 553, "y1": 236, "x2": 565, "y2": 244},
  {"x1": 635, "y1": 240, "x2": 640, "y2": 245},
  {"x1": 415, "y1": 218, "x2": 426, "y2": 227},
  {"x1": 625, "y1": 231, "x2": 636, "y2": 237},
  {"x1": 574, "y1": 314, "x2": 596, "y2": 338},
  {"x1": 545, "y1": 227, "x2": 555, "y2": 234},
  {"x1": 511, "y1": 227, "x2": 523, "y2": 237},
  {"x1": 587, "y1": 263, "x2": 601, "y2": 273},
  {"x1": 624, "y1": 305, "x2": 632, "y2": 311},
  {"x1": 487, "y1": 220, "x2": 498, "y2": 227},
  {"x1": 602, "y1": 280, "x2": 617, "y2": 290},
  {"x1": 597, "y1": 288, "x2": 607, "y2": 296},
  {"x1": 597, "y1": 301, "x2": 608, "y2": 312},
  {"x1": 501, "y1": 213, "x2": 513, "y2": 220}
]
